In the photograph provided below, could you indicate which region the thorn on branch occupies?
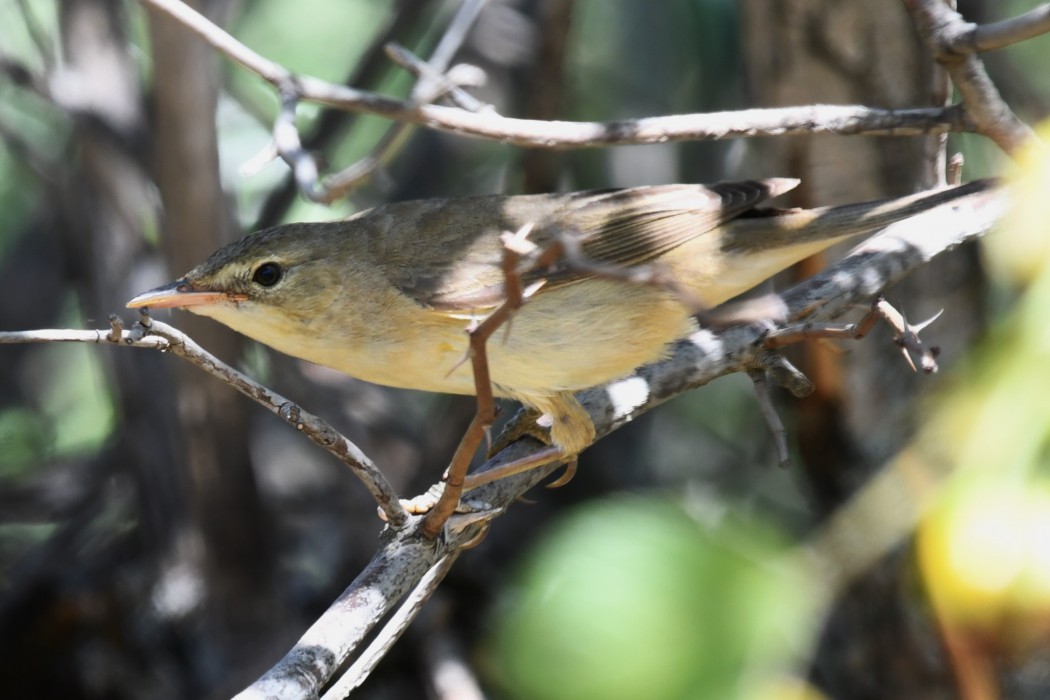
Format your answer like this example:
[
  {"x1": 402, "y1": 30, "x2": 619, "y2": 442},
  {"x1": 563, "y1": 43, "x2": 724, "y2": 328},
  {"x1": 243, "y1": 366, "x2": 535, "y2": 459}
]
[
  {"x1": 764, "y1": 296, "x2": 943, "y2": 373},
  {"x1": 107, "y1": 313, "x2": 124, "y2": 342},
  {"x1": 136, "y1": 308, "x2": 153, "y2": 329},
  {"x1": 948, "y1": 153, "x2": 965, "y2": 185},
  {"x1": 761, "y1": 353, "x2": 814, "y2": 399}
]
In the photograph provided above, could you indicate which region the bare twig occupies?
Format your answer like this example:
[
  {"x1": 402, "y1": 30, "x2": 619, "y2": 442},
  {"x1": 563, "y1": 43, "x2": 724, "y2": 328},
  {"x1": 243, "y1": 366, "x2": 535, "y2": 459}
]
[
  {"x1": 268, "y1": 0, "x2": 491, "y2": 202},
  {"x1": 964, "y1": 4, "x2": 1050, "y2": 53},
  {"x1": 765, "y1": 297, "x2": 944, "y2": 373},
  {"x1": 902, "y1": 0, "x2": 1037, "y2": 154},
  {"x1": 139, "y1": 0, "x2": 969, "y2": 150},
  {"x1": 251, "y1": 0, "x2": 432, "y2": 228},
  {"x1": 0, "y1": 326, "x2": 168, "y2": 349},
  {"x1": 385, "y1": 42, "x2": 488, "y2": 111},
  {"x1": 0, "y1": 317, "x2": 409, "y2": 526},
  {"x1": 272, "y1": 87, "x2": 325, "y2": 201},
  {"x1": 321, "y1": 553, "x2": 462, "y2": 699},
  {"x1": 749, "y1": 368, "x2": 792, "y2": 469}
]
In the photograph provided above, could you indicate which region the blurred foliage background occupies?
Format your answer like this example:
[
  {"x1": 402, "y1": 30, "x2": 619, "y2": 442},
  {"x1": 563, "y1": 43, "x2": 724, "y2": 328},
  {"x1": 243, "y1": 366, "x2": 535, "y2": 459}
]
[{"x1": 0, "y1": 1, "x2": 1047, "y2": 698}]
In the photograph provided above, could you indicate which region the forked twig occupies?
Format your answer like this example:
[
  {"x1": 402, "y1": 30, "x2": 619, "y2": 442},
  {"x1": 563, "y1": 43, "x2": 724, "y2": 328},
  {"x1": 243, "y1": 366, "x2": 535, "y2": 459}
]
[{"x1": 764, "y1": 296, "x2": 943, "y2": 373}]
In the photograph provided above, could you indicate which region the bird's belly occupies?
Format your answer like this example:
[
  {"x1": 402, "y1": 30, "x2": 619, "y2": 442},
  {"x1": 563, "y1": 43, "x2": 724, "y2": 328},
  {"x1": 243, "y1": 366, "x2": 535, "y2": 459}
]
[
  {"x1": 379, "y1": 281, "x2": 695, "y2": 397},
  {"x1": 485, "y1": 284, "x2": 693, "y2": 393},
  {"x1": 243, "y1": 281, "x2": 695, "y2": 398}
]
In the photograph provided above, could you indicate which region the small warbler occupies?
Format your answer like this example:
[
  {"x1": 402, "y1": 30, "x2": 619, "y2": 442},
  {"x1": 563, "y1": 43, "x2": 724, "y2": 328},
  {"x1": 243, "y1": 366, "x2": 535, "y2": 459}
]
[{"x1": 128, "y1": 179, "x2": 990, "y2": 459}]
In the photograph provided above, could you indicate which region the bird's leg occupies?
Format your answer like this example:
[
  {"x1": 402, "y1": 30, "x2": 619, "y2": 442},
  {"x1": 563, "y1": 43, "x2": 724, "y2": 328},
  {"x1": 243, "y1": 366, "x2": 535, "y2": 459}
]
[
  {"x1": 484, "y1": 407, "x2": 579, "y2": 488},
  {"x1": 406, "y1": 392, "x2": 594, "y2": 517},
  {"x1": 419, "y1": 224, "x2": 539, "y2": 538}
]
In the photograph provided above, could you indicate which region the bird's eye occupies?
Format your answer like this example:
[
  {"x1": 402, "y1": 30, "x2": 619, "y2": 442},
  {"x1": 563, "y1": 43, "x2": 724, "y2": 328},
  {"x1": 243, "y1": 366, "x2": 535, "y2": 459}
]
[{"x1": 252, "y1": 262, "x2": 282, "y2": 287}]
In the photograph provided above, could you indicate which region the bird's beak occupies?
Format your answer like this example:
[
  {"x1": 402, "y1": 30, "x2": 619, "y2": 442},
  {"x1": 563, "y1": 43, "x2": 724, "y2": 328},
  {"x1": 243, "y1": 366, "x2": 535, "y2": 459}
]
[{"x1": 126, "y1": 279, "x2": 247, "y2": 309}]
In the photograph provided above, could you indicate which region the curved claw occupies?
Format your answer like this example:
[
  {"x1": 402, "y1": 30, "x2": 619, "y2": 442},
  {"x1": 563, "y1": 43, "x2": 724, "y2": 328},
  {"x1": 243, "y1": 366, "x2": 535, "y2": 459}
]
[
  {"x1": 459, "y1": 524, "x2": 491, "y2": 549},
  {"x1": 545, "y1": 458, "x2": 578, "y2": 489}
]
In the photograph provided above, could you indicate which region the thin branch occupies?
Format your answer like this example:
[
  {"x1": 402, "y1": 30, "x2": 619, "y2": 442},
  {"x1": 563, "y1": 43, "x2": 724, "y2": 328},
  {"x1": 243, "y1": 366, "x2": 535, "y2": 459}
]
[
  {"x1": 139, "y1": 0, "x2": 969, "y2": 150},
  {"x1": 902, "y1": 0, "x2": 1037, "y2": 154},
  {"x1": 251, "y1": 0, "x2": 432, "y2": 228},
  {"x1": 385, "y1": 42, "x2": 488, "y2": 112},
  {"x1": 312, "y1": 90, "x2": 969, "y2": 149},
  {"x1": 426, "y1": 0, "x2": 488, "y2": 69},
  {"x1": 965, "y1": 4, "x2": 1050, "y2": 53},
  {"x1": 748, "y1": 368, "x2": 792, "y2": 469},
  {"x1": 269, "y1": 0, "x2": 491, "y2": 202},
  {"x1": 0, "y1": 318, "x2": 409, "y2": 526},
  {"x1": 765, "y1": 297, "x2": 944, "y2": 373}
]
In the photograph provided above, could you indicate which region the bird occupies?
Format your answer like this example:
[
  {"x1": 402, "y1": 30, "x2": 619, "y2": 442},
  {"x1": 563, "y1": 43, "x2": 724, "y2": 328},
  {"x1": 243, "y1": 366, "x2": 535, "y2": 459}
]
[{"x1": 127, "y1": 178, "x2": 989, "y2": 468}]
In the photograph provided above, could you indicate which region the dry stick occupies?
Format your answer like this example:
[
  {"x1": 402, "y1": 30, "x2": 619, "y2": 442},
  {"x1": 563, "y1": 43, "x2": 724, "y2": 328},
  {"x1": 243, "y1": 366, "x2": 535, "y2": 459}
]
[
  {"x1": 385, "y1": 43, "x2": 488, "y2": 112},
  {"x1": 318, "y1": 48, "x2": 487, "y2": 199},
  {"x1": 965, "y1": 3, "x2": 1050, "y2": 53},
  {"x1": 308, "y1": 0, "x2": 492, "y2": 201},
  {"x1": 902, "y1": 0, "x2": 1037, "y2": 155},
  {"x1": 249, "y1": 0, "x2": 432, "y2": 228},
  {"x1": 320, "y1": 552, "x2": 462, "y2": 699},
  {"x1": 747, "y1": 352, "x2": 816, "y2": 470},
  {"x1": 272, "y1": 0, "x2": 491, "y2": 203},
  {"x1": 748, "y1": 368, "x2": 791, "y2": 469},
  {"x1": 0, "y1": 317, "x2": 409, "y2": 526},
  {"x1": 924, "y1": 2, "x2": 953, "y2": 188},
  {"x1": 765, "y1": 297, "x2": 944, "y2": 374},
  {"x1": 139, "y1": 0, "x2": 969, "y2": 149}
]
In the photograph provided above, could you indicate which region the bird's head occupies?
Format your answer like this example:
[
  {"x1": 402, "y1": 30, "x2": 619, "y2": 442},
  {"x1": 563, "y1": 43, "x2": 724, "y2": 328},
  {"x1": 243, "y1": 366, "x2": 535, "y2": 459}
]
[{"x1": 126, "y1": 223, "x2": 352, "y2": 343}]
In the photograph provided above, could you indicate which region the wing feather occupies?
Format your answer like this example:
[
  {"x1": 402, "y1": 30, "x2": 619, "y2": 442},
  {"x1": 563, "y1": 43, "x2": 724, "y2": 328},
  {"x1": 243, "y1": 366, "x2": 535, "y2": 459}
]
[{"x1": 366, "y1": 179, "x2": 797, "y2": 314}]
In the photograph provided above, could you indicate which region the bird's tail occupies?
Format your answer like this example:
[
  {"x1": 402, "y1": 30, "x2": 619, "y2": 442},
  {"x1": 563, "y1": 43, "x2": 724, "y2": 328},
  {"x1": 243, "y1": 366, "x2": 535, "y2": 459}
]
[{"x1": 721, "y1": 178, "x2": 997, "y2": 253}]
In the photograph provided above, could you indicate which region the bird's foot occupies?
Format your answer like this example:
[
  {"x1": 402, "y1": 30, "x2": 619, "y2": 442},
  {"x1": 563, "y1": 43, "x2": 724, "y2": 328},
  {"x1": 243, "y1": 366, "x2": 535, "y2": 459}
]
[
  {"x1": 481, "y1": 392, "x2": 593, "y2": 489},
  {"x1": 400, "y1": 483, "x2": 494, "y2": 515}
]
